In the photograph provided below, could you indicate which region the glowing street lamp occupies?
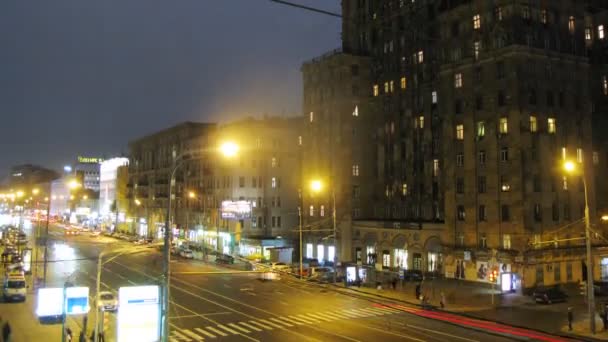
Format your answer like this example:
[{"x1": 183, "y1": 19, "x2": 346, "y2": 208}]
[
  {"x1": 16, "y1": 191, "x2": 24, "y2": 198},
  {"x1": 32, "y1": 188, "x2": 40, "y2": 195},
  {"x1": 134, "y1": 199, "x2": 141, "y2": 206},
  {"x1": 310, "y1": 180, "x2": 323, "y2": 193},
  {"x1": 188, "y1": 191, "x2": 196, "y2": 199},
  {"x1": 220, "y1": 141, "x2": 239, "y2": 158},
  {"x1": 564, "y1": 160, "x2": 576, "y2": 173},
  {"x1": 602, "y1": 215, "x2": 608, "y2": 222},
  {"x1": 83, "y1": 195, "x2": 88, "y2": 200},
  {"x1": 68, "y1": 180, "x2": 81, "y2": 189}
]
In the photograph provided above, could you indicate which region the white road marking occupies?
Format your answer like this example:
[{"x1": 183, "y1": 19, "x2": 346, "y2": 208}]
[
  {"x1": 182, "y1": 329, "x2": 205, "y2": 341},
  {"x1": 323, "y1": 311, "x2": 351, "y2": 319},
  {"x1": 270, "y1": 317, "x2": 295, "y2": 326},
  {"x1": 228, "y1": 323, "x2": 251, "y2": 334},
  {"x1": 194, "y1": 328, "x2": 216, "y2": 338},
  {"x1": 216, "y1": 323, "x2": 239, "y2": 335},
  {"x1": 239, "y1": 322, "x2": 262, "y2": 332},
  {"x1": 127, "y1": 279, "x2": 137, "y2": 285},
  {"x1": 205, "y1": 326, "x2": 228, "y2": 337},
  {"x1": 405, "y1": 324, "x2": 480, "y2": 342},
  {"x1": 289, "y1": 315, "x2": 315, "y2": 324},
  {"x1": 171, "y1": 330, "x2": 193, "y2": 341},
  {"x1": 303, "y1": 313, "x2": 332, "y2": 322},
  {"x1": 250, "y1": 320, "x2": 276, "y2": 330},
  {"x1": 358, "y1": 308, "x2": 383, "y2": 316},
  {"x1": 344, "y1": 309, "x2": 371, "y2": 317},
  {"x1": 314, "y1": 312, "x2": 340, "y2": 321},
  {"x1": 374, "y1": 306, "x2": 401, "y2": 313},
  {"x1": 338, "y1": 310, "x2": 362, "y2": 318}
]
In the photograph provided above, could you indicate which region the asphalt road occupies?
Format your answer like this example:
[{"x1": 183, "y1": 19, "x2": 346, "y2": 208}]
[{"x1": 1, "y1": 225, "x2": 574, "y2": 342}]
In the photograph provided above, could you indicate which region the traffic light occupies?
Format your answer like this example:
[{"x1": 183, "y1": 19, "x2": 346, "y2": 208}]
[
  {"x1": 488, "y1": 269, "x2": 498, "y2": 283},
  {"x1": 580, "y1": 281, "x2": 587, "y2": 295}
]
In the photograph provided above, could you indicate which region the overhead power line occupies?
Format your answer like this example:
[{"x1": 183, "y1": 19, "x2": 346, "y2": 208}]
[{"x1": 268, "y1": 0, "x2": 341, "y2": 18}]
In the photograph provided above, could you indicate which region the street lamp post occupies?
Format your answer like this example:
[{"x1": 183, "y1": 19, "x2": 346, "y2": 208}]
[
  {"x1": 565, "y1": 160, "x2": 595, "y2": 334},
  {"x1": 160, "y1": 142, "x2": 238, "y2": 342}
]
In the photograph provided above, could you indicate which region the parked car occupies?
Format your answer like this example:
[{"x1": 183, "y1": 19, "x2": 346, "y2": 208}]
[
  {"x1": 309, "y1": 267, "x2": 335, "y2": 282},
  {"x1": 270, "y1": 262, "x2": 291, "y2": 272},
  {"x1": 402, "y1": 270, "x2": 424, "y2": 282},
  {"x1": 216, "y1": 254, "x2": 234, "y2": 264},
  {"x1": 179, "y1": 249, "x2": 194, "y2": 259},
  {"x1": 533, "y1": 287, "x2": 568, "y2": 304},
  {"x1": 97, "y1": 291, "x2": 118, "y2": 312},
  {"x1": 258, "y1": 271, "x2": 280, "y2": 281}
]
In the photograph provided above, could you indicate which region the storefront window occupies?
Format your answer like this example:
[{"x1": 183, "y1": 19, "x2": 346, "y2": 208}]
[
  {"x1": 306, "y1": 243, "x2": 313, "y2": 259},
  {"x1": 328, "y1": 246, "x2": 335, "y2": 264},
  {"x1": 601, "y1": 258, "x2": 608, "y2": 280},
  {"x1": 394, "y1": 249, "x2": 408, "y2": 269},
  {"x1": 413, "y1": 253, "x2": 422, "y2": 270},
  {"x1": 355, "y1": 247, "x2": 362, "y2": 263},
  {"x1": 428, "y1": 252, "x2": 438, "y2": 271},
  {"x1": 382, "y1": 250, "x2": 390, "y2": 268},
  {"x1": 317, "y1": 245, "x2": 325, "y2": 262},
  {"x1": 366, "y1": 246, "x2": 375, "y2": 264}
]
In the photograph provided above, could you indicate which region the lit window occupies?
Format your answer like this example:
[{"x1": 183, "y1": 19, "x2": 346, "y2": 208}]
[
  {"x1": 456, "y1": 124, "x2": 464, "y2": 140},
  {"x1": 384, "y1": 82, "x2": 389, "y2": 93},
  {"x1": 298, "y1": 135, "x2": 302, "y2": 145},
  {"x1": 530, "y1": 116, "x2": 537, "y2": 132},
  {"x1": 373, "y1": 84, "x2": 379, "y2": 96},
  {"x1": 476, "y1": 121, "x2": 485, "y2": 138},
  {"x1": 454, "y1": 73, "x2": 463, "y2": 88},
  {"x1": 568, "y1": 16, "x2": 575, "y2": 33},
  {"x1": 562, "y1": 176, "x2": 568, "y2": 190},
  {"x1": 320, "y1": 205, "x2": 325, "y2": 217},
  {"x1": 548, "y1": 118, "x2": 556, "y2": 133},
  {"x1": 586, "y1": 28, "x2": 592, "y2": 40},
  {"x1": 495, "y1": 7, "x2": 503, "y2": 21},
  {"x1": 503, "y1": 234, "x2": 512, "y2": 249},
  {"x1": 561, "y1": 147, "x2": 567, "y2": 160},
  {"x1": 433, "y1": 159, "x2": 439, "y2": 177},
  {"x1": 309, "y1": 205, "x2": 314, "y2": 216},
  {"x1": 271, "y1": 157, "x2": 277, "y2": 168},
  {"x1": 593, "y1": 151, "x2": 600, "y2": 165},
  {"x1": 352, "y1": 164, "x2": 359, "y2": 176},
  {"x1": 474, "y1": 41, "x2": 481, "y2": 60},
  {"x1": 306, "y1": 243, "x2": 313, "y2": 258},
  {"x1": 499, "y1": 117, "x2": 508, "y2": 134},
  {"x1": 416, "y1": 116, "x2": 424, "y2": 129},
  {"x1": 389, "y1": 80, "x2": 394, "y2": 93},
  {"x1": 402, "y1": 183, "x2": 408, "y2": 196},
  {"x1": 413, "y1": 50, "x2": 424, "y2": 64},
  {"x1": 599, "y1": 25, "x2": 605, "y2": 39},
  {"x1": 400, "y1": 77, "x2": 407, "y2": 89},
  {"x1": 309, "y1": 111, "x2": 314, "y2": 122},
  {"x1": 271, "y1": 177, "x2": 277, "y2": 188},
  {"x1": 541, "y1": 10, "x2": 547, "y2": 24},
  {"x1": 603, "y1": 76, "x2": 608, "y2": 95},
  {"x1": 353, "y1": 105, "x2": 359, "y2": 117},
  {"x1": 431, "y1": 91, "x2": 437, "y2": 104},
  {"x1": 473, "y1": 14, "x2": 481, "y2": 30},
  {"x1": 577, "y1": 148, "x2": 583, "y2": 163}
]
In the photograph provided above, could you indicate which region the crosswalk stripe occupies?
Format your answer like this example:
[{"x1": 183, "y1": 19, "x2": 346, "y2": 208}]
[
  {"x1": 365, "y1": 307, "x2": 389, "y2": 315},
  {"x1": 278, "y1": 316, "x2": 303, "y2": 325},
  {"x1": 290, "y1": 315, "x2": 315, "y2": 324},
  {"x1": 314, "y1": 312, "x2": 340, "y2": 321},
  {"x1": 194, "y1": 328, "x2": 216, "y2": 338},
  {"x1": 338, "y1": 310, "x2": 362, "y2": 318},
  {"x1": 358, "y1": 308, "x2": 383, "y2": 316},
  {"x1": 169, "y1": 338, "x2": 180, "y2": 342},
  {"x1": 375, "y1": 306, "x2": 400, "y2": 313},
  {"x1": 344, "y1": 309, "x2": 371, "y2": 317},
  {"x1": 239, "y1": 322, "x2": 263, "y2": 332},
  {"x1": 216, "y1": 324, "x2": 239, "y2": 335},
  {"x1": 303, "y1": 313, "x2": 332, "y2": 321},
  {"x1": 172, "y1": 330, "x2": 193, "y2": 341},
  {"x1": 255, "y1": 319, "x2": 280, "y2": 329},
  {"x1": 271, "y1": 317, "x2": 296, "y2": 326},
  {"x1": 299, "y1": 314, "x2": 322, "y2": 322},
  {"x1": 182, "y1": 329, "x2": 205, "y2": 341},
  {"x1": 228, "y1": 323, "x2": 251, "y2": 334},
  {"x1": 325, "y1": 311, "x2": 352, "y2": 319},
  {"x1": 351, "y1": 308, "x2": 376, "y2": 316},
  {"x1": 205, "y1": 326, "x2": 228, "y2": 337}
]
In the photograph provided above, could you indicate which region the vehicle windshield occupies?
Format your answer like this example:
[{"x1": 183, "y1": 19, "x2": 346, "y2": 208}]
[
  {"x1": 7, "y1": 281, "x2": 25, "y2": 288},
  {"x1": 100, "y1": 294, "x2": 114, "y2": 300}
]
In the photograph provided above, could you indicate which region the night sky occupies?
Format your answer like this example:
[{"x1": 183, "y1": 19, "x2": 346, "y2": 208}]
[{"x1": 0, "y1": 0, "x2": 340, "y2": 176}]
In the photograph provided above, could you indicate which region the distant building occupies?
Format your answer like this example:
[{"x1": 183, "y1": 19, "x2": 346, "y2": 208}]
[
  {"x1": 99, "y1": 157, "x2": 129, "y2": 217},
  {"x1": 73, "y1": 156, "x2": 102, "y2": 193}
]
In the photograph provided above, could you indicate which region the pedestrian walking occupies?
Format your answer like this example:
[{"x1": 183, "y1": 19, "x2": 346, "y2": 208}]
[
  {"x1": 440, "y1": 291, "x2": 446, "y2": 309},
  {"x1": 2, "y1": 320, "x2": 11, "y2": 342},
  {"x1": 415, "y1": 283, "x2": 421, "y2": 300},
  {"x1": 66, "y1": 327, "x2": 73, "y2": 342},
  {"x1": 391, "y1": 278, "x2": 397, "y2": 290},
  {"x1": 567, "y1": 307, "x2": 573, "y2": 331}
]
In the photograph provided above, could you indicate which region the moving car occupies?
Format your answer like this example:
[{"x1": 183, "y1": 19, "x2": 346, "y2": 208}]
[
  {"x1": 402, "y1": 270, "x2": 424, "y2": 282},
  {"x1": 97, "y1": 291, "x2": 118, "y2": 312},
  {"x1": 309, "y1": 267, "x2": 335, "y2": 282},
  {"x1": 3, "y1": 272, "x2": 27, "y2": 302},
  {"x1": 179, "y1": 249, "x2": 194, "y2": 259},
  {"x1": 270, "y1": 262, "x2": 291, "y2": 272},
  {"x1": 215, "y1": 254, "x2": 234, "y2": 264},
  {"x1": 259, "y1": 271, "x2": 280, "y2": 281},
  {"x1": 533, "y1": 288, "x2": 568, "y2": 304}
]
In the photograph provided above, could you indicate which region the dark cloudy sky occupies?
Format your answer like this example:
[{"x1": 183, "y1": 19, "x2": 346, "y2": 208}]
[{"x1": 0, "y1": 0, "x2": 340, "y2": 174}]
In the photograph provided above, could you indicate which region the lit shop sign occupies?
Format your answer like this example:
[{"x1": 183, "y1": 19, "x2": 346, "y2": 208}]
[
  {"x1": 36, "y1": 288, "x2": 64, "y2": 317},
  {"x1": 221, "y1": 200, "x2": 251, "y2": 220},
  {"x1": 118, "y1": 285, "x2": 160, "y2": 342},
  {"x1": 77, "y1": 156, "x2": 103, "y2": 164}
]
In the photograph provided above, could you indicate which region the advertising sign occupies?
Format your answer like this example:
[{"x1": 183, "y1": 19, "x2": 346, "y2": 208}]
[
  {"x1": 36, "y1": 288, "x2": 64, "y2": 317},
  {"x1": 65, "y1": 287, "x2": 89, "y2": 315},
  {"x1": 221, "y1": 200, "x2": 251, "y2": 220},
  {"x1": 118, "y1": 285, "x2": 161, "y2": 342}
]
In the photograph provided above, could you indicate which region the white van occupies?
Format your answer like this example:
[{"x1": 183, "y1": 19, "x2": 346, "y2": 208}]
[{"x1": 3, "y1": 273, "x2": 27, "y2": 302}]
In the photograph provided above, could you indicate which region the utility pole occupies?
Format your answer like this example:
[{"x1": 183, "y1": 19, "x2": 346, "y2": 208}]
[
  {"x1": 332, "y1": 188, "x2": 337, "y2": 284},
  {"x1": 583, "y1": 175, "x2": 596, "y2": 334}
]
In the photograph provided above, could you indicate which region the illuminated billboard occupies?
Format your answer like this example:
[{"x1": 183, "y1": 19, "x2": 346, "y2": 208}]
[
  {"x1": 36, "y1": 288, "x2": 64, "y2": 317},
  {"x1": 65, "y1": 287, "x2": 89, "y2": 315},
  {"x1": 221, "y1": 200, "x2": 251, "y2": 220},
  {"x1": 118, "y1": 285, "x2": 160, "y2": 342}
]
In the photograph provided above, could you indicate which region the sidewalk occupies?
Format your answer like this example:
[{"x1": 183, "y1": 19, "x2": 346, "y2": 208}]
[{"x1": 335, "y1": 278, "x2": 603, "y2": 341}]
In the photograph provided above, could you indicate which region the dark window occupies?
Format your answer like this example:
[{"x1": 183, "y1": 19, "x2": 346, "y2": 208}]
[
  {"x1": 451, "y1": 22, "x2": 459, "y2": 36},
  {"x1": 454, "y1": 99, "x2": 463, "y2": 114},
  {"x1": 478, "y1": 150, "x2": 486, "y2": 165},
  {"x1": 277, "y1": 216, "x2": 281, "y2": 227},
  {"x1": 500, "y1": 147, "x2": 509, "y2": 162},
  {"x1": 534, "y1": 204, "x2": 542, "y2": 222},
  {"x1": 239, "y1": 176, "x2": 245, "y2": 188},
  {"x1": 564, "y1": 203, "x2": 571, "y2": 220},
  {"x1": 475, "y1": 95, "x2": 483, "y2": 110},
  {"x1": 533, "y1": 175, "x2": 541, "y2": 192},
  {"x1": 497, "y1": 61, "x2": 505, "y2": 79},
  {"x1": 529, "y1": 89, "x2": 537, "y2": 105},
  {"x1": 457, "y1": 205, "x2": 466, "y2": 221},
  {"x1": 546, "y1": 91, "x2": 554, "y2": 107},
  {"x1": 497, "y1": 91, "x2": 506, "y2": 106},
  {"x1": 271, "y1": 216, "x2": 276, "y2": 227},
  {"x1": 456, "y1": 178, "x2": 464, "y2": 194},
  {"x1": 475, "y1": 67, "x2": 482, "y2": 82},
  {"x1": 552, "y1": 203, "x2": 559, "y2": 221},
  {"x1": 501, "y1": 205, "x2": 510, "y2": 222},
  {"x1": 478, "y1": 176, "x2": 486, "y2": 193},
  {"x1": 478, "y1": 205, "x2": 487, "y2": 221},
  {"x1": 351, "y1": 64, "x2": 359, "y2": 76},
  {"x1": 558, "y1": 91, "x2": 565, "y2": 107}
]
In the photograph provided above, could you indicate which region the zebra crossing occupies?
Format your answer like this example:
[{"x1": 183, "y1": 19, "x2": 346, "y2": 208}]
[{"x1": 169, "y1": 305, "x2": 404, "y2": 341}]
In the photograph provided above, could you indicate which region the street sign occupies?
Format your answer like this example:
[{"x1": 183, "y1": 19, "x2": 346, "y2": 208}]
[
  {"x1": 117, "y1": 285, "x2": 161, "y2": 342},
  {"x1": 65, "y1": 286, "x2": 89, "y2": 315},
  {"x1": 36, "y1": 288, "x2": 64, "y2": 318}
]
